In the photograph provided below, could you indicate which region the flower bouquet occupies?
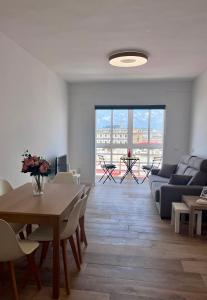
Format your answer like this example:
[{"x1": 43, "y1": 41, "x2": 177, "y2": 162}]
[{"x1": 21, "y1": 150, "x2": 51, "y2": 196}]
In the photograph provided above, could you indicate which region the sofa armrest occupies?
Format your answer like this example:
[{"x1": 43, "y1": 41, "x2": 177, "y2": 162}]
[{"x1": 160, "y1": 185, "x2": 203, "y2": 219}]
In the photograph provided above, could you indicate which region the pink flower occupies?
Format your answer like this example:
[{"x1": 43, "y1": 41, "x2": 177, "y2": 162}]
[
  {"x1": 21, "y1": 152, "x2": 50, "y2": 176},
  {"x1": 39, "y1": 161, "x2": 49, "y2": 174},
  {"x1": 22, "y1": 163, "x2": 28, "y2": 172},
  {"x1": 33, "y1": 156, "x2": 40, "y2": 166},
  {"x1": 24, "y1": 157, "x2": 35, "y2": 167}
]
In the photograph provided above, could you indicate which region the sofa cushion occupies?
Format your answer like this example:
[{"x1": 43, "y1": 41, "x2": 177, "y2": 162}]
[
  {"x1": 169, "y1": 174, "x2": 192, "y2": 185},
  {"x1": 184, "y1": 167, "x2": 199, "y2": 177},
  {"x1": 176, "y1": 163, "x2": 188, "y2": 175},
  {"x1": 188, "y1": 156, "x2": 203, "y2": 170},
  {"x1": 188, "y1": 171, "x2": 207, "y2": 186},
  {"x1": 176, "y1": 155, "x2": 196, "y2": 175},
  {"x1": 158, "y1": 164, "x2": 177, "y2": 178},
  {"x1": 149, "y1": 175, "x2": 169, "y2": 186}
]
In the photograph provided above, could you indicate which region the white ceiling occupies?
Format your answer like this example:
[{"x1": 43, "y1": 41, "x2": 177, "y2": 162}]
[{"x1": 0, "y1": 0, "x2": 207, "y2": 82}]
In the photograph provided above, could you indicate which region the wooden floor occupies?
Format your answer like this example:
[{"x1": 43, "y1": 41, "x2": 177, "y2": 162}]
[{"x1": 2, "y1": 181, "x2": 207, "y2": 299}]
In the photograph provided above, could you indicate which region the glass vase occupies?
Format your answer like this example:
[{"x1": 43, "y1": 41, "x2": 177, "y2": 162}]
[{"x1": 32, "y1": 175, "x2": 44, "y2": 196}]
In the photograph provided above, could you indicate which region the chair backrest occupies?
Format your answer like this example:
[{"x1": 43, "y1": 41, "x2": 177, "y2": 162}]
[
  {"x1": 80, "y1": 186, "x2": 91, "y2": 218},
  {"x1": 61, "y1": 196, "x2": 85, "y2": 238},
  {"x1": 0, "y1": 179, "x2": 13, "y2": 196},
  {"x1": 98, "y1": 155, "x2": 108, "y2": 169},
  {"x1": 152, "y1": 157, "x2": 162, "y2": 168},
  {"x1": 98, "y1": 155, "x2": 104, "y2": 163},
  {"x1": 0, "y1": 219, "x2": 25, "y2": 261},
  {"x1": 53, "y1": 172, "x2": 74, "y2": 184}
]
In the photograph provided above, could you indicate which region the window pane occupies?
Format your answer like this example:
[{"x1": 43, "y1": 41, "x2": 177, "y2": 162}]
[
  {"x1": 112, "y1": 148, "x2": 127, "y2": 164},
  {"x1": 112, "y1": 110, "x2": 128, "y2": 145},
  {"x1": 96, "y1": 110, "x2": 111, "y2": 144},
  {"x1": 133, "y1": 109, "x2": 149, "y2": 144},
  {"x1": 150, "y1": 110, "x2": 164, "y2": 145}
]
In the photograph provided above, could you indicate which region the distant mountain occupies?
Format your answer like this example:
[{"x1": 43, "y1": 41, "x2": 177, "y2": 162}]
[{"x1": 96, "y1": 109, "x2": 164, "y2": 129}]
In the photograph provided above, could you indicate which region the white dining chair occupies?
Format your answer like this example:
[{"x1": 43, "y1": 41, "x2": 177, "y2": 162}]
[
  {"x1": 79, "y1": 186, "x2": 91, "y2": 248},
  {"x1": 28, "y1": 196, "x2": 85, "y2": 295},
  {"x1": 0, "y1": 219, "x2": 41, "y2": 300},
  {"x1": 53, "y1": 172, "x2": 75, "y2": 184},
  {"x1": 0, "y1": 180, "x2": 25, "y2": 236},
  {"x1": 68, "y1": 169, "x2": 81, "y2": 184}
]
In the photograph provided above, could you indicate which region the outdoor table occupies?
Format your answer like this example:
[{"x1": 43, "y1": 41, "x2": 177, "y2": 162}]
[{"x1": 120, "y1": 156, "x2": 139, "y2": 184}]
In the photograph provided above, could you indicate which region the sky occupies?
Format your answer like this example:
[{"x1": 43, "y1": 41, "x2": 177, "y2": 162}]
[{"x1": 96, "y1": 109, "x2": 164, "y2": 130}]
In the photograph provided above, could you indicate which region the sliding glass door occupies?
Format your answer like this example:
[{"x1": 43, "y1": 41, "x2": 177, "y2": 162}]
[
  {"x1": 132, "y1": 109, "x2": 164, "y2": 171},
  {"x1": 96, "y1": 107, "x2": 165, "y2": 178}
]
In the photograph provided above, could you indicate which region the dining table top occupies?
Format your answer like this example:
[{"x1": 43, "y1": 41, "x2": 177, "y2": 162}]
[{"x1": 0, "y1": 182, "x2": 85, "y2": 217}]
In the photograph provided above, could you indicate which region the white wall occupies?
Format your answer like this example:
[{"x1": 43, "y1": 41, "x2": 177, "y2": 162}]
[
  {"x1": 0, "y1": 32, "x2": 69, "y2": 187},
  {"x1": 68, "y1": 81, "x2": 192, "y2": 184},
  {"x1": 190, "y1": 71, "x2": 207, "y2": 158}
]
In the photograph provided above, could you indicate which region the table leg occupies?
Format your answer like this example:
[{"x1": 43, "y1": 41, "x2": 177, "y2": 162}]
[
  {"x1": 53, "y1": 218, "x2": 60, "y2": 299},
  {"x1": 129, "y1": 169, "x2": 139, "y2": 184},
  {"x1": 120, "y1": 169, "x2": 129, "y2": 183},
  {"x1": 129, "y1": 160, "x2": 139, "y2": 183},
  {"x1": 189, "y1": 208, "x2": 195, "y2": 237}
]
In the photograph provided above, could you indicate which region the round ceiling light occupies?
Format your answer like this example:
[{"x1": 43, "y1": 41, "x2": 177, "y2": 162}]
[{"x1": 109, "y1": 51, "x2": 148, "y2": 68}]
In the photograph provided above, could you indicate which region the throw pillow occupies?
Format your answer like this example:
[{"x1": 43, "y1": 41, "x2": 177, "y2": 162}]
[
  {"x1": 158, "y1": 164, "x2": 177, "y2": 178},
  {"x1": 188, "y1": 171, "x2": 207, "y2": 186},
  {"x1": 169, "y1": 174, "x2": 192, "y2": 185}
]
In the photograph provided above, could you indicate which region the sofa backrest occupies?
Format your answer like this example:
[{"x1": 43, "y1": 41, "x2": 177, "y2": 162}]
[
  {"x1": 183, "y1": 156, "x2": 203, "y2": 176},
  {"x1": 187, "y1": 158, "x2": 207, "y2": 186},
  {"x1": 175, "y1": 155, "x2": 207, "y2": 186},
  {"x1": 175, "y1": 155, "x2": 193, "y2": 175}
]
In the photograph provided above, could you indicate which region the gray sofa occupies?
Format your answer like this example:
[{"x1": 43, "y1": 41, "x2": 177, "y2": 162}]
[{"x1": 149, "y1": 155, "x2": 207, "y2": 219}]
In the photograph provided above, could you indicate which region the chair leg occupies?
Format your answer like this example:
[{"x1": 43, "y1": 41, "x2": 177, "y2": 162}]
[
  {"x1": 76, "y1": 227, "x2": 82, "y2": 264},
  {"x1": 98, "y1": 169, "x2": 108, "y2": 182},
  {"x1": 79, "y1": 216, "x2": 88, "y2": 247},
  {"x1": 61, "y1": 240, "x2": 70, "y2": 295},
  {"x1": 68, "y1": 236, "x2": 81, "y2": 271},
  {"x1": 109, "y1": 169, "x2": 116, "y2": 183},
  {"x1": 7, "y1": 261, "x2": 19, "y2": 300},
  {"x1": 98, "y1": 173, "x2": 105, "y2": 182},
  {"x1": 27, "y1": 253, "x2": 42, "y2": 290},
  {"x1": 141, "y1": 170, "x2": 150, "y2": 183},
  {"x1": 39, "y1": 241, "x2": 50, "y2": 267}
]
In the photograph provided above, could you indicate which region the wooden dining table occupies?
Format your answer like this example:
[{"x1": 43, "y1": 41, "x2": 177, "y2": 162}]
[{"x1": 0, "y1": 182, "x2": 85, "y2": 299}]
